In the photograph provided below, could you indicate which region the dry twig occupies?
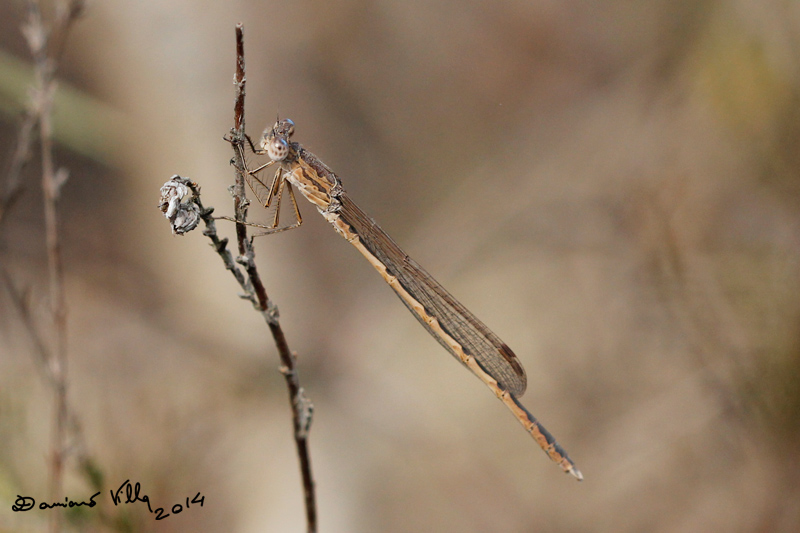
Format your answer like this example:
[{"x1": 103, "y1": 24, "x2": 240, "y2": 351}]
[
  {"x1": 158, "y1": 23, "x2": 317, "y2": 533},
  {"x1": 0, "y1": 2, "x2": 87, "y2": 532}
]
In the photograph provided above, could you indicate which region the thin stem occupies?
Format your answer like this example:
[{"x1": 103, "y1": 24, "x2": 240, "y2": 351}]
[
  {"x1": 0, "y1": 111, "x2": 37, "y2": 228},
  {"x1": 228, "y1": 24, "x2": 318, "y2": 532},
  {"x1": 233, "y1": 23, "x2": 249, "y2": 254},
  {"x1": 19, "y1": 2, "x2": 84, "y2": 531}
]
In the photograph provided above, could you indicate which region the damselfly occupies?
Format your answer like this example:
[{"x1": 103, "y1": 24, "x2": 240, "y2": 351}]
[{"x1": 239, "y1": 119, "x2": 582, "y2": 480}]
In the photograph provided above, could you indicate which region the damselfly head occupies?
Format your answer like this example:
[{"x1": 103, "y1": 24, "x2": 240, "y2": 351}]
[
  {"x1": 275, "y1": 118, "x2": 295, "y2": 137},
  {"x1": 261, "y1": 118, "x2": 295, "y2": 161},
  {"x1": 265, "y1": 137, "x2": 289, "y2": 161}
]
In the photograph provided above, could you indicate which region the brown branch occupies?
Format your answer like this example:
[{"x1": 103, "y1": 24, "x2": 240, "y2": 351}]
[
  {"x1": 14, "y1": 2, "x2": 85, "y2": 532},
  {"x1": 1, "y1": 268, "x2": 54, "y2": 384},
  {"x1": 159, "y1": 24, "x2": 318, "y2": 533},
  {"x1": 0, "y1": 111, "x2": 37, "y2": 228},
  {"x1": 233, "y1": 23, "x2": 249, "y2": 255},
  {"x1": 160, "y1": 24, "x2": 318, "y2": 531},
  {"x1": 1, "y1": 0, "x2": 85, "y2": 230},
  {"x1": 227, "y1": 25, "x2": 317, "y2": 532}
]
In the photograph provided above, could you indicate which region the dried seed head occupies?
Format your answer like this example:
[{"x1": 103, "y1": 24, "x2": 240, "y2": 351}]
[{"x1": 159, "y1": 175, "x2": 200, "y2": 234}]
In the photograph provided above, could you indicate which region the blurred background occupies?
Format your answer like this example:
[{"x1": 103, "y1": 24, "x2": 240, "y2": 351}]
[{"x1": 2, "y1": 0, "x2": 800, "y2": 531}]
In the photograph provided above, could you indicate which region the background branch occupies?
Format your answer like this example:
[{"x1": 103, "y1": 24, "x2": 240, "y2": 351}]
[{"x1": 2, "y1": 1, "x2": 87, "y2": 532}]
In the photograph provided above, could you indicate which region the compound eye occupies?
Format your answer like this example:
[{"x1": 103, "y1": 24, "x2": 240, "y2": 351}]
[
  {"x1": 283, "y1": 119, "x2": 295, "y2": 136},
  {"x1": 268, "y1": 138, "x2": 289, "y2": 161}
]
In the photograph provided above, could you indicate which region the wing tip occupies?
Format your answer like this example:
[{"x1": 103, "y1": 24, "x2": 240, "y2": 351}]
[{"x1": 499, "y1": 342, "x2": 527, "y2": 396}]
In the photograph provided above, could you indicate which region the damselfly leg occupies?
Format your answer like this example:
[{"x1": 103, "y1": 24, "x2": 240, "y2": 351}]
[{"x1": 223, "y1": 137, "x2": 304, "y2": 236}]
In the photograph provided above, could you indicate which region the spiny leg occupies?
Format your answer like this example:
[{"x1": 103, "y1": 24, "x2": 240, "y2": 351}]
[
  {"x1": 220, "y1": 132, "x2": 302, "y2": 237},
  {"x1": 237, "y1": 141, "x2": 277, "y2": 208},
  {"x1": 265, "y1": 167, "x2": 283, "y2": 209},
  {"x1": 271, "y1": 176, "x2": 287, "y2": 228},
  {"x1": 269, "y1": 179, "x2": 304, "y2": 230},
  {"x1": 286, "y1": 181, "x2": 303, "y2": 227},
  {"x1": 249, "y1": 159, "x2": 277, "y2": 177}
]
